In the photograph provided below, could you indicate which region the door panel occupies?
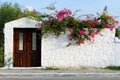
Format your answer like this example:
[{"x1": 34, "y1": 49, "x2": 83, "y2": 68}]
[
  {"x1": 13, "y1": 28, "x2": 41, "y2": 67},
  {"x1": 14, "y1": 29, "x2": 27, "y2": 67}
]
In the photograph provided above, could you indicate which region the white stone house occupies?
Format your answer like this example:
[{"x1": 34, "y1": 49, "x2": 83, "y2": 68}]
[{"x1": 4, "y1": 17, "x2": 120, "y2": 68}]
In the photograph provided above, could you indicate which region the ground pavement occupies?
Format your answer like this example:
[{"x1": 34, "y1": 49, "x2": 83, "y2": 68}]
[{"x1": 0, "y1": 67, "x2": 120, "y2": 76}]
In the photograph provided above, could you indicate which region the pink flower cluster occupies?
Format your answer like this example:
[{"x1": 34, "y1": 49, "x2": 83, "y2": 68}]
[
  {"x1": 103, "y1": 22, "x2": 114, "y2": 31},
  {"x1": 76, "y1": 30, "x2": 99, "y2": 46},
  {"x1": 89, "y1": 18, "x2": 98, "y2": 27},
  {"x1": 39, "y1": 8, "x2": 119, "y2": 46},
  {"x1": 75, "y1": 30, "x2": 85, "y2": 36},
  {"x1": 56, "y1": 8, "x2": 72, "y2": 21},
  {"x1": 79, "y1": 30, "x2": 85, "y2": 34},
  {"x1": 35, "y1": 21, "x2": 42, "y2": 27}
]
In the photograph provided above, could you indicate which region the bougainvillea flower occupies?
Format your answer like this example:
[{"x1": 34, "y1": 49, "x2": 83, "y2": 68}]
[
  {"x1": 79, "y1": 30, "x2": 85, "y2": 35},
  {"x1": 68, "y1": 28, "x2": 73, "y2": 32},
  {"x1": 113, "y1": 21, "x2": 119, "y2": 28},
  {"x1": 40, "y1": 8, "x2": 119, "y2": 46},
  {"x1": 109, "y1": 27, "x2": 114, "y2": 31},
  {"x1": 109, "y1": 16, "x2": 113, "y2": 19},
  {"x1": 94, "y1": 17, "x2": 98, "y2": 23},
  {"x1": 35, "y1": 21, "x2": 42, "y2": 26},
  {"x1": 75, "y1": 32, "x2": 80, "y2": 36},
  {"x1": 68, "y1": 34, "x2": 72, "y2": 40},
  {"x1": 90, "y1": 34, "x2": 95, "y2": 38},
  {"x1": 78, "y1": 40, "x2": 85, "y2": 46},
  {"x1": 78, "y1": 41, "x2": 81, "y2": 45},
  {"x1": 88, "y1": 37, "x2": 91, "y2": 41},
  {"x1": 94, "y1": 31, "x2": 98, "y2": 35},
  {"x1": 56, "y1": 8, "x2": 72, "y2": 21},
  {"x1": 87, "y1": 16, "x2": 90, "y2": 18},
  {"x1": 89, "y1": 22, "x2": 97, "y2": 27},
  {"x1": 103, "y1": 22, "x2": 111, "y2": 28}
]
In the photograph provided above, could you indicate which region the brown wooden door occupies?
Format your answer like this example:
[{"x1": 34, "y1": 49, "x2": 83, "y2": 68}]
[{"x1": 13, "y1": 28, "x2": 41, "y2": 67}]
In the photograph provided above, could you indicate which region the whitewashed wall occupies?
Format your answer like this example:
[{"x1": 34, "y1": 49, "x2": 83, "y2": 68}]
[
  {"x1": 114, "y1": 37, "x2": 120, "y2": 66},
  {"x1": 4, "y1": 17, "x2": 120, "y2": 68},
  {"x1": 42, "y1": 29, "x2": 116, "y2": 68}
]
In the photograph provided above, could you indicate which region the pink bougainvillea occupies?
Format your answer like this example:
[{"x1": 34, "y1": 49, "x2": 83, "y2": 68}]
[
  {"x1": 94, "y1": 31, "x2": 99, "y2": 35},
  {"x1": 90, "y1": 33, "x2": 95, "y2": 38},
  {"x1": 68, "y1": 28, "x2": 73, "y2": 32},
  {"x1": 109, "y1": 27, "x2": 114, "y2": 31},
  {"x1": 40, "y1": 8, "x2": 119, "y2": 46},
  {"x1": 89, "y1": 22, "x2": 97, "y2": 27},
  {"x1": 78, "y1": 40, "x2": 85, "y2": 45},
  {"x1": 68, "y1": 34, "x2": 72, "y2": 40},
  {"x1": 56, "y1": 8, "x2": 72, "y2": 21},
  {"x1": 79, "y1": 30, "x2": 85, "y2": 35},
  {"x1": 35, "y1": 21, "x2": 42, "y2": 27},
  {"x1": 87, "y1": 16, "x2": 90, "y2": 19}
]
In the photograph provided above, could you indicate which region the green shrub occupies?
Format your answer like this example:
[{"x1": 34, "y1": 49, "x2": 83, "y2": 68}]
[
  {"x1": 0, "y1": 46, "x2": 4, "y2": 67},
  {"x1": 115, "y1": 28, "x2": 120, "y2": 37},
  {"x1": 105, "y1": 66, "x2": 120, "y2": 70},
  {"x1": 43, "y1": 67, "x2": 59, "y2": 70}
]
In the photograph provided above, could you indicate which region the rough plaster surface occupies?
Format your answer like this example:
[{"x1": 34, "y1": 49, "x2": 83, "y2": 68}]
[
  {"x1": 115, "y1": 37, "x2": 120, "y2": 66},
  {"x1": 4, "y1": 17, "x2": 120, "y2": 68},
  {"x1": 42, "y1": 29, "x2": 116, "y2": 67}
]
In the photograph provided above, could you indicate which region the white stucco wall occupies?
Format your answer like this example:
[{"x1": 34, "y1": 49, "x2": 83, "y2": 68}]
[
  {"x1": 4, "y1": 17, "x2": 120, "y2": 68},
  {"x1": 42, "y1": 29, "x2": 116, "y2": 68},
  {"x1": 114, "y1": 37, "x2": 120, "y2": 66}
]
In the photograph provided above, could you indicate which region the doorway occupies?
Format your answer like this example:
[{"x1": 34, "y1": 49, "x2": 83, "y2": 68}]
[{"x1": 13, "y1": 28, "x2": 41, "y2": 67}]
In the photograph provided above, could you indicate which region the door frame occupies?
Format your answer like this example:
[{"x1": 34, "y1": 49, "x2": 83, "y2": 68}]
[{"x1": 13, "y1": 28, "x2": 41, "y2": 67}]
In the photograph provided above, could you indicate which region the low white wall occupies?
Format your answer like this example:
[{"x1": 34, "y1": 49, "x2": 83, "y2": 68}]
[
  {"x1": 115, "y1": 37, "x2": 120, "y2": 66},
  {"x1": 5, "y1": 17, "x2": 120, "y2": 68},
  {"x1": 42, "y1": 29, "x2": 116, "y2": 67}
]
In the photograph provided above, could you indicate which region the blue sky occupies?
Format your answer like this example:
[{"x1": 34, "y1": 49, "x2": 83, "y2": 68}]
[{"x1": 0, "y1": 0, "x2": 120, "y2": 21}]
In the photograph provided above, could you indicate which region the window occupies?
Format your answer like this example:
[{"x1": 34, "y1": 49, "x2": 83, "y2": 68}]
[
  {"x1": 32, "y1": 32, "x2": 36, "y2": 50},
  {"x1": 19, "y1": 32, "x2": 23, "y2": 50}
]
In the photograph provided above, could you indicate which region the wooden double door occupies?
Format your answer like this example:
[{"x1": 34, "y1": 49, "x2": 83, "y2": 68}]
[{"x1": 13, "y1": 28, "x2": 41, "y2": 67}]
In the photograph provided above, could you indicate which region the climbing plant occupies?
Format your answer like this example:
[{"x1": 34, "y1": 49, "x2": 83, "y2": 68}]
[{"x1": 36, "y1": 7, "x2": 119, "y2": 45}]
